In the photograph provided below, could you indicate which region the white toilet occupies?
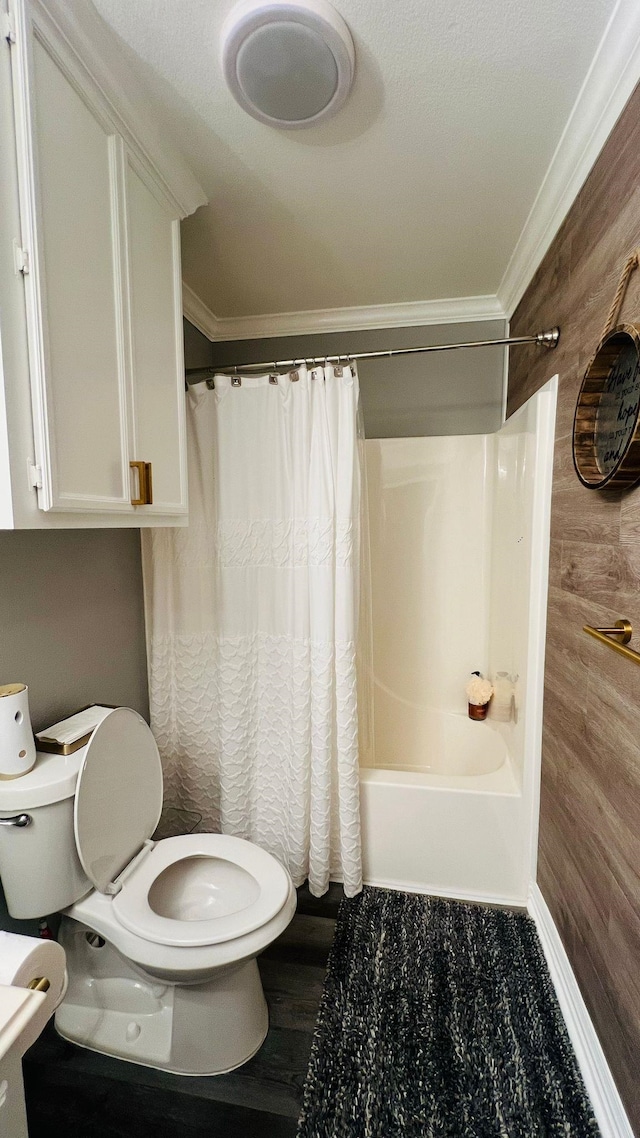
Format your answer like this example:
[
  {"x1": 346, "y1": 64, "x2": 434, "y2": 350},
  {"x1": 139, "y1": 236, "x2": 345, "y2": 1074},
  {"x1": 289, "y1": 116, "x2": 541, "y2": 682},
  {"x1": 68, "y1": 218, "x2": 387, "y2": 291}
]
[{"x1": 0, "y1": 707, "x2": 296, "y2": 1075}]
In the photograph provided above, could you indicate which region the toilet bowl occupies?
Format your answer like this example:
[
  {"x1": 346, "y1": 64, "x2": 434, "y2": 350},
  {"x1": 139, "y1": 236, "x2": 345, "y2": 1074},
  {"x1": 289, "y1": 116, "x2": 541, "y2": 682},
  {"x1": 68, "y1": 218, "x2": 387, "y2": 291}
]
[{"x1": 0, "y1": 708, "x2": 296, "y2": 1075}]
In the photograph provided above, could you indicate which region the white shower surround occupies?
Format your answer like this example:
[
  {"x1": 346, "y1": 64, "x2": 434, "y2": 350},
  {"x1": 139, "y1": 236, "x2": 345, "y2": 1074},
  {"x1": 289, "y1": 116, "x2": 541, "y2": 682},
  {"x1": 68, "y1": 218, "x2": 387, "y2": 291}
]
[{"x1": 359, "y1": 379, "x2": 557, "y2": 905}]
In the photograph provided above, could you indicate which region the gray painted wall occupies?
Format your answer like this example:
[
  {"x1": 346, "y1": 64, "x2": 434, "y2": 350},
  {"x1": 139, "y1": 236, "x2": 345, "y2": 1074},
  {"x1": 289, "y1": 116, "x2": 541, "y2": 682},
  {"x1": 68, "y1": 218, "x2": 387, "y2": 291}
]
[
  {"x1": 0, "y1": 528, "x2": 148, "y2": 931},
  {"x1": 0, "y1": 529, "x2": 148, "y2": 731},
  {"x1": 185, "y1": 319, "x2": 507, "y2": 437},
  {"x1": 184, "y1": 317, "x2": 214, "y2": 370}
]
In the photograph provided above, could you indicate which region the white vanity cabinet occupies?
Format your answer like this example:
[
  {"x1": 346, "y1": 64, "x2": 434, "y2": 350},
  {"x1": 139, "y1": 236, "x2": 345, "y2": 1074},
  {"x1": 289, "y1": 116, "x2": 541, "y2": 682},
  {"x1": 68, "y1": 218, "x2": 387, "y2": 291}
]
[{"x1": 0, "y1": 0, "x2": 205, "y2": 527}]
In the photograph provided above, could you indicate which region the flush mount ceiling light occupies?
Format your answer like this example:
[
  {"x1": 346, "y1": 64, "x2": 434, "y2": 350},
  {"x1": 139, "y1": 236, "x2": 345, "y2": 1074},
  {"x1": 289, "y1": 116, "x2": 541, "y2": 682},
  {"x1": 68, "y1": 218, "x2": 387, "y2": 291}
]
[{"x1": 221, "y1": 0, "x2": 355, "y2": 129}]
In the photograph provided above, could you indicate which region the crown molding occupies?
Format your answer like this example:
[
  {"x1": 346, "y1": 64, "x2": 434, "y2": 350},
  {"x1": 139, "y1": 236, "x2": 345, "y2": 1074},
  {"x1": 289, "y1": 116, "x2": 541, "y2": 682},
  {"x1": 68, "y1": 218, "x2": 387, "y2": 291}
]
[
  {"x1": 182, "y1": 282, "x2": 222, "y2": 340},
  {"x1": 498, "y1": 0, "x2": 640, "y2": 318},
  {"x1": 181, "y1": 287, "x2": 505, "y2": 342}
]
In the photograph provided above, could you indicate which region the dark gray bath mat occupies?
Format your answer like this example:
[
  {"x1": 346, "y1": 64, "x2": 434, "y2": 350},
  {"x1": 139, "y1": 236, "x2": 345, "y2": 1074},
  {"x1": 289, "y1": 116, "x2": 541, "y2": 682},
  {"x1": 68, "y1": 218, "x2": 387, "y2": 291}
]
[{"x1": 296, "y1": 888, "x2": 599, "y2": 1138}]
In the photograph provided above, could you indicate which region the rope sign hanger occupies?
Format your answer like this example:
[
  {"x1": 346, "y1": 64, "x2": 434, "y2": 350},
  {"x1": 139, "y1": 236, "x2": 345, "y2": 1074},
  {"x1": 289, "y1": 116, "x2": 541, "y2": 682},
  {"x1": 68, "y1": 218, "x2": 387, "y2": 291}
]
[{"x1": 573, "y1": 248, "x2": 640, "y2": 490}]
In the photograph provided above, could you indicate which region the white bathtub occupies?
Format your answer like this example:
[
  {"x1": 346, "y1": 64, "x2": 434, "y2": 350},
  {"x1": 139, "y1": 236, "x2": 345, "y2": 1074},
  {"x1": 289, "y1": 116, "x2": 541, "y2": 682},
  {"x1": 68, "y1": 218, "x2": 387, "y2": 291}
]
[
  {"x1": 355, "y1": 384, "x2": 557, "y2": 909},
  {"x1": 365, "y1": 710, "x2": 508, "y2": 777},
  {"x1": 359, "y1": 716, "x2": 529, "y2": 906}
]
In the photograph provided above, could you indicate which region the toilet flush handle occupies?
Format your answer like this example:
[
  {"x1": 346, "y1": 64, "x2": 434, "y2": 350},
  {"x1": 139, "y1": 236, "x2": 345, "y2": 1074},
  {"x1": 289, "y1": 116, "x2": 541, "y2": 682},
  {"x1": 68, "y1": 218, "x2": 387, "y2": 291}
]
[{"x1": 0, "y1": 814, "x2": 32, "y2": 827}]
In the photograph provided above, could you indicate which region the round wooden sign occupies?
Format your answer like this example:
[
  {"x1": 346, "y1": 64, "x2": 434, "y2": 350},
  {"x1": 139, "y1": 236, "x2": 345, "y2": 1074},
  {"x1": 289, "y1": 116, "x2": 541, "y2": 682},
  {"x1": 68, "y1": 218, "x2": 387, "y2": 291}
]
[{"x1": 573, "y1": 323, "x2": 640, "y2": 489}]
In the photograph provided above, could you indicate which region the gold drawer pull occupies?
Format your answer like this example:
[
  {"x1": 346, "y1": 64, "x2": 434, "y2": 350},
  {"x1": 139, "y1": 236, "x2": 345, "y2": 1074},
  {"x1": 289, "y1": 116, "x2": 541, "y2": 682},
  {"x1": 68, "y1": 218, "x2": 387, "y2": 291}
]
[{"x1": 129, "y1": 460, "x2": 153, "y2": 506}]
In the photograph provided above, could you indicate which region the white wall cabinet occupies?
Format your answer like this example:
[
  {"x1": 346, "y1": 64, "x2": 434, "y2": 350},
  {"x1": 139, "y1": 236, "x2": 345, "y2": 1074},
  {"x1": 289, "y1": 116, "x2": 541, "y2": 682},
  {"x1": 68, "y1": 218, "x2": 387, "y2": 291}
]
[{"x1": 0, "y1": 0, "x2": 205, "y2": 528}]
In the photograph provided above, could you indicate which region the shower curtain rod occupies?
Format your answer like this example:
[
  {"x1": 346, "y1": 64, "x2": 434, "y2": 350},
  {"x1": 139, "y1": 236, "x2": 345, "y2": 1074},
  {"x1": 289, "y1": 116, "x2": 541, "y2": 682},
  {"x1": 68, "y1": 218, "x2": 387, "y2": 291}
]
[{"x1": 185, "y1": 326, "x2": 560, "y2": 382}]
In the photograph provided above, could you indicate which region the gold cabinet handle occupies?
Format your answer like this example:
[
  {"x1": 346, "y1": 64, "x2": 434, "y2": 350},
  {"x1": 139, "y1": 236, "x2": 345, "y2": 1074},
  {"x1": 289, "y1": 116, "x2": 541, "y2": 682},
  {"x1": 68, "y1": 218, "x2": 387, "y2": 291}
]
[
  {"x1": 130, "y1": 460, "x2": 146, "y2": 505},
  {"x1": 130, "y1": 460, "x2": 145, "y2": 505},
  {"x1": 145, "y1": 461, "x2": 153, "y2": 505},
  {"x1": 129, "y1": 460, "x2": 153, "y2": 506}
]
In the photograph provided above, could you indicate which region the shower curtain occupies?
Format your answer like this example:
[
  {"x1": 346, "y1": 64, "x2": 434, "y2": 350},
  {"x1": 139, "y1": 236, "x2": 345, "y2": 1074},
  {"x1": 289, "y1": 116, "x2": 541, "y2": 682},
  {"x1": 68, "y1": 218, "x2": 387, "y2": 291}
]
[{"x1": 142, "y1": 364, "x2": 364, "y2": 896}]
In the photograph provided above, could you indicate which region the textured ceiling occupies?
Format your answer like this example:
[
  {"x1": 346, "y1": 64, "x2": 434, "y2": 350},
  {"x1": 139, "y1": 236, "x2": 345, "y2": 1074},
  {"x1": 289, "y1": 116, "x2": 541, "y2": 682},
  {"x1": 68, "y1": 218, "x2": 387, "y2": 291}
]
[{"x1": 91, "y1": 0, "x2": 616, "y2": 319}]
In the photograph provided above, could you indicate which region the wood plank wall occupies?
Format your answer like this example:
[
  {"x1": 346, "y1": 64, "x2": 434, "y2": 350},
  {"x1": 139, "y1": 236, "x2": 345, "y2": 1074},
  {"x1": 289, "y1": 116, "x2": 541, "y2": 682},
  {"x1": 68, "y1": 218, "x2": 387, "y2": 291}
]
[{"x1": 507, "y1": 83, "x2": 640, "y2": 1134}]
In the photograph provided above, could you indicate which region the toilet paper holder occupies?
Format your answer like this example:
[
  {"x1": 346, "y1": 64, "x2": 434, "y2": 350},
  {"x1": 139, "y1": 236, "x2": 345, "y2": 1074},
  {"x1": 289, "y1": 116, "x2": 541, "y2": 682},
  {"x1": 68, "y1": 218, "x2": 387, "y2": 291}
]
[{"x1": 26, "y1": 976, "x2": 50, "y2": 993}]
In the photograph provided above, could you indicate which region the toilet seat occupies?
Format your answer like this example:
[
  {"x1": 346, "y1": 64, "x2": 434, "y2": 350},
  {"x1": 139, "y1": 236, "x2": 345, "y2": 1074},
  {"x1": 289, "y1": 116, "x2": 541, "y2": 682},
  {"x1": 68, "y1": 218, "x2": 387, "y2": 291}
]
[
  {"x1": 112, "y1": 834, "x2": 291, "y2": 948},
  {"x1": 70, "y1": 708, "x2": 291, "y2": 953},
  {"x1": 65, "y1": 874, "x2": 297, "y2": 983}
]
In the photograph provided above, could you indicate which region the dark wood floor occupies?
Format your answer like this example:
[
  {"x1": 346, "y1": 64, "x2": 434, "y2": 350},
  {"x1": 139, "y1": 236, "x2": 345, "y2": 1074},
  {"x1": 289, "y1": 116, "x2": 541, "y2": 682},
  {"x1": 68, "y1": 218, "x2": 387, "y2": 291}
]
[{"x1": 23, "y1": 884, "x2": 343, "y2": 1138}]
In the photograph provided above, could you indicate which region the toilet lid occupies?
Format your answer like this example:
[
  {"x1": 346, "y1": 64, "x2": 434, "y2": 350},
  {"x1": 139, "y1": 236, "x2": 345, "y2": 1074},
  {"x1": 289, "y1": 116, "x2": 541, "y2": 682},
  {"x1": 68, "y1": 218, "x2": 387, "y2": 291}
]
[{"x1": 74, "y1": 708, "x2": 163, "y2": 894}]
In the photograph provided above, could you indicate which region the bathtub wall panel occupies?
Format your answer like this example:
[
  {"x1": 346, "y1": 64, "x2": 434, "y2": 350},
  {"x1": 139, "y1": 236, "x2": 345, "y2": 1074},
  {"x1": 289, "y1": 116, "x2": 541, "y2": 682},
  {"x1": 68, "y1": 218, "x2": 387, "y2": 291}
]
[
  {"x1": 488, "y1": 383, "x2": 557, "y2": 897},
  {"x1": 488, "y1": 396, "x2": 540, "y2": 784},
  {"x1": 364, "y1": 435, "x2": 492, "y2": 770}
]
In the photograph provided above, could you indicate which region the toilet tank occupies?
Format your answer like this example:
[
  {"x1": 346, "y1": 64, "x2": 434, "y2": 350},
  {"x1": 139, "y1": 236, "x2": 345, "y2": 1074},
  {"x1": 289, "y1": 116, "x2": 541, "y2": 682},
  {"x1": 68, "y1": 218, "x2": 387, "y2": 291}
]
[{"x1": 0, "y1": 750, "x2": 91, "y2": 919}]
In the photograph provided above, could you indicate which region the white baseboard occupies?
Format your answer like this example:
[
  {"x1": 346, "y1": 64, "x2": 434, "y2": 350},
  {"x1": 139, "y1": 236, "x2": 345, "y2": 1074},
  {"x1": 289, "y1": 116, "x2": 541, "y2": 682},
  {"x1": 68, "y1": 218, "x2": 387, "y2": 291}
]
[
  {"x1": 528, "y1": 884, "x2": 634, "y2": 1138},
  {"x1": 362, "y1": 876, "x2": 527, "y2": 909}
]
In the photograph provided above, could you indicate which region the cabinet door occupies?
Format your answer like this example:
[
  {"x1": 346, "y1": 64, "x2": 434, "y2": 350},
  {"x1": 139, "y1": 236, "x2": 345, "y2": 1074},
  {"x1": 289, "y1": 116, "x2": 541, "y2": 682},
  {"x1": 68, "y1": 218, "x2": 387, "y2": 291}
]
[
  {"x1": 124, "y1": 154, "x2": 187, "y2": 515},
  {"x1": 10, "y1": 0, "x2": 132, "y2": 512}
]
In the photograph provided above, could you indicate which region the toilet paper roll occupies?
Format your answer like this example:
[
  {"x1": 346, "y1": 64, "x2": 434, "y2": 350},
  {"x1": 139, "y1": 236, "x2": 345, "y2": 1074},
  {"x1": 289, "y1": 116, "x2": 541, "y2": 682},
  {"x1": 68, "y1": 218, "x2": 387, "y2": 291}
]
[{"x1": 0, "y1": 931, "x2": 66, "y2": 1050}]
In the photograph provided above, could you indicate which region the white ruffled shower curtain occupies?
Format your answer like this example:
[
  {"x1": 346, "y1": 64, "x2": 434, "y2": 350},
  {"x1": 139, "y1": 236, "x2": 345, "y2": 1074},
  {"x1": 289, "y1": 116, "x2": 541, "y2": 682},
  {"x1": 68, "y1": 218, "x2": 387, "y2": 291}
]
[{"x1": 142, "y1": 364, "x2": 364, "y2": 896}]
